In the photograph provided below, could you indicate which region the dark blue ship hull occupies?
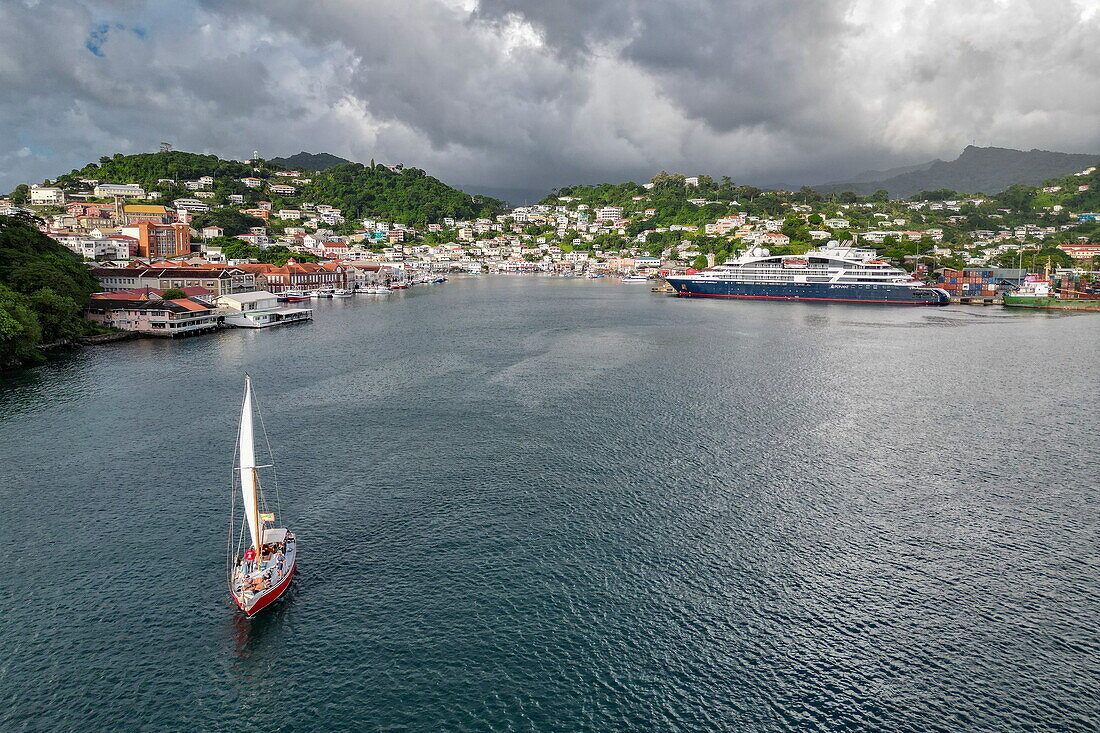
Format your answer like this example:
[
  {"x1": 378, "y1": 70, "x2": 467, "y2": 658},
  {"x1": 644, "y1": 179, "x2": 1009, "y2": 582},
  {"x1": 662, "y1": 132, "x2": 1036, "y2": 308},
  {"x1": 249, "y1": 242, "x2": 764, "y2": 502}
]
[{"x1": 666, "y1": 277, "x2": 950, "y2": 305}]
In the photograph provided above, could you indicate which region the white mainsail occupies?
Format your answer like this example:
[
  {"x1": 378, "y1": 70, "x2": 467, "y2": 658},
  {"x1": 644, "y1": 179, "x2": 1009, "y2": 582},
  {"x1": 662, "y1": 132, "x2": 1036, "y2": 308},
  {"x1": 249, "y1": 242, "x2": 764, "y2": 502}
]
[{"x1": 239, "y1": 376, "x2": 262, "y2": 552}]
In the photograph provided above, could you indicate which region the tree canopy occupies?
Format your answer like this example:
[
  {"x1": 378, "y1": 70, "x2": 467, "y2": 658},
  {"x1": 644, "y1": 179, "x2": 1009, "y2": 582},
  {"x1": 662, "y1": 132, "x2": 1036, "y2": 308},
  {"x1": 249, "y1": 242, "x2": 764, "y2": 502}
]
[{"x1": 0, "y1": 215, "x2": 99, "y2": 368}]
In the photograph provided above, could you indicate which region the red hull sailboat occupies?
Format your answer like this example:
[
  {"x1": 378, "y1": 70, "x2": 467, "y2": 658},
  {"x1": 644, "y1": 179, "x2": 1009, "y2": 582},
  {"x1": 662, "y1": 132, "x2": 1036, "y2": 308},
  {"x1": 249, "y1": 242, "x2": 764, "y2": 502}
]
[{"x1": 228, "y1": 376, "x2": 298, "y2": 617}]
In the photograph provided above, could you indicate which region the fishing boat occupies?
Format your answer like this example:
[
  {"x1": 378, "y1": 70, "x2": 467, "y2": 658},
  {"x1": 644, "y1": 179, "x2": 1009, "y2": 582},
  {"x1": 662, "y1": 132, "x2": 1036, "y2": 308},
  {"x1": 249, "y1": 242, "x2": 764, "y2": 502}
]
[
  {"x1": 361, "y1": 285, "x2": 392, "y2": 294},
  {"x1": 331, "y1": 289, "x2": 353, "y2": 297},
  {"x1": 280, "y1": 290, "x2": 311, "y2": 302},
  {"x1": 228, "y1": 376, "x2": 297, "y2": 618},
  {"x1": 390, "y1": 281, "x2": 410, "y2": 290}
]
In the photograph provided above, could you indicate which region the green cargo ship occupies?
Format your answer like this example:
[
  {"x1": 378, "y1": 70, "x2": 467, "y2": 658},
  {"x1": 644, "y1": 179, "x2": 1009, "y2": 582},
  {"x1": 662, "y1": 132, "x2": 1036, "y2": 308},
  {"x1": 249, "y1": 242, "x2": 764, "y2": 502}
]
[{"x1": 1003, "y1": 279, "x2": 1100, "y2": 311}]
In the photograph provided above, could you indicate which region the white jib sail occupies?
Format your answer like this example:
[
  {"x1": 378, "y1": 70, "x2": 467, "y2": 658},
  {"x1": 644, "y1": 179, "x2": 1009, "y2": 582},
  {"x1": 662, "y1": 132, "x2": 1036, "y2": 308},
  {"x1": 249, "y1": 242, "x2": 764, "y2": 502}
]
[{"x1": 239, "y1": 377, "x2": 262, "y2": 553}]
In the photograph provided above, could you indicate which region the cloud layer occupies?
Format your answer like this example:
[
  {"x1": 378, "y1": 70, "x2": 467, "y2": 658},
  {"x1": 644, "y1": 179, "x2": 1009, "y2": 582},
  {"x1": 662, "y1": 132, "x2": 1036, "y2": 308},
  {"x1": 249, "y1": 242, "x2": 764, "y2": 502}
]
[{"x1": 2, "y1": 0, "x2": 1099, "y2": 197}]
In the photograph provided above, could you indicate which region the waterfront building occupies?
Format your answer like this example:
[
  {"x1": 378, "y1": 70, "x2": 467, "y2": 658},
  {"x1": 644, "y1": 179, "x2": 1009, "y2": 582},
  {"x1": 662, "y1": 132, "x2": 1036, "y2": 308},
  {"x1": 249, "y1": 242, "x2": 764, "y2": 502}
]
[
  {"x1": 90, "y1": 286, "x2": 214, "y2": 301},
  {"x1": 90, "y1": 265, "x2": 256, "y2": 295},
  {"x1": 214, "y1": 291, "x2": 313, "y2": 328},
  {"x1": 84, "y1": 297, "x2": 218, "y2": 336},
  {"x1": 233, "y1": 260, "x2": 350, "y2": 293}
]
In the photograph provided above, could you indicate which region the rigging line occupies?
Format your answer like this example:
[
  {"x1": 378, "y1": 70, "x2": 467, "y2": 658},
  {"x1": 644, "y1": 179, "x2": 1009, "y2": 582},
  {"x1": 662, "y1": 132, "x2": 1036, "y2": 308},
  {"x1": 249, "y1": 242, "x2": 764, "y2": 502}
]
[
  {"x1": 227, "y1": 462, "x2": 239, "y2": 588},
  {"x1": 254, "y1": 390, "x2": 283, "y2": 516},
  {"x1": 227, "y1": 387, "x2": 246, "y2": 589}
]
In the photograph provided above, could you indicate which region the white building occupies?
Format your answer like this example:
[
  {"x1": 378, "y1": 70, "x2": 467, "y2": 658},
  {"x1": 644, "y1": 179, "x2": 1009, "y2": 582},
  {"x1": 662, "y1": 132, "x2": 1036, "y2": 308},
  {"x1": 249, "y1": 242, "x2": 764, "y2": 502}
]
[
  {"x1": 94, "y1": 183, "x2": 146, "y2": 198},
  {"x1": 215, "y1": 291, "x2": 313, "y2": 328},
  {"x1": 595, "y1": 206, "x2": 624, "y2": 221},
  {"x1": 59, "y1": 237, "x2": 130, "y2": 260},
  {"x1": 29, "y1": 186, "x2": 66, "y2": 205}
]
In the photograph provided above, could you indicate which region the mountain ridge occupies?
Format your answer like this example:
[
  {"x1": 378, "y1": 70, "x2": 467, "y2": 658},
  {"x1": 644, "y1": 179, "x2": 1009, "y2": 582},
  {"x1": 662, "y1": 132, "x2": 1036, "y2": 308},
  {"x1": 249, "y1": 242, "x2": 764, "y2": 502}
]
[{"x1": 815, "y1": 145, "x2": 1100, "y2": 197}]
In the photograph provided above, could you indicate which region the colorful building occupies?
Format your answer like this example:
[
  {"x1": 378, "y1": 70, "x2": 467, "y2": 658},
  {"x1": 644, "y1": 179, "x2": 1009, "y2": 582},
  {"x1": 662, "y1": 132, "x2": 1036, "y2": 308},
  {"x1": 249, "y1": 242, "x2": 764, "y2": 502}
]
[
  {"x1": 120, "y1": 221, "x2": 191, "y2": 258},
  {"x1": 84, "y1": 298, "x2": 218, "y2": 336}
]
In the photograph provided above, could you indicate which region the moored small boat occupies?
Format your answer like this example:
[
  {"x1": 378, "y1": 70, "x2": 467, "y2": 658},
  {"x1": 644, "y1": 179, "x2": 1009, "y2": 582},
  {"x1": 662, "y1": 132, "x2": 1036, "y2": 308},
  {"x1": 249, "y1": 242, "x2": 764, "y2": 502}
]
[
  {"x1": 280, "y1": 290, "x2": 311, "y2": 302},
  {"x1": 331, "y1": 289, "x2": 353, "y2": 297}
]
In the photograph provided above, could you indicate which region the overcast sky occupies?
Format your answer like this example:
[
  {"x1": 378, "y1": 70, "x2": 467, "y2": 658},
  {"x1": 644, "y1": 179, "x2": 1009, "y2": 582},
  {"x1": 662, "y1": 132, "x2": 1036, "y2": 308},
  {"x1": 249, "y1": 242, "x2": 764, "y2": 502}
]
[{"x1": 2, "y1": 0, "x2": 1099, "y2": 200}]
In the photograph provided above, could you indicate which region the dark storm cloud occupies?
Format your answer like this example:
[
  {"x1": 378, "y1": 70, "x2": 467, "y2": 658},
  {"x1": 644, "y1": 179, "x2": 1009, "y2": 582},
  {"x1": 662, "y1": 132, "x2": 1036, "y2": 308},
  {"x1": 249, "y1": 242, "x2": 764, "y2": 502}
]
[{"x1": 1, "y1": 0, "x2": 1099, "y2": 195}]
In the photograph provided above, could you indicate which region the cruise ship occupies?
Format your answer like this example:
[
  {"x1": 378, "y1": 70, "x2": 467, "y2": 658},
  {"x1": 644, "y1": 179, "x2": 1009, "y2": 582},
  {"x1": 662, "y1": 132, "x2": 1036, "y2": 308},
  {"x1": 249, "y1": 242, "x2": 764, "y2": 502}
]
[{"x1": 665, "y1": 243, "x2": 950, "y2": 305}]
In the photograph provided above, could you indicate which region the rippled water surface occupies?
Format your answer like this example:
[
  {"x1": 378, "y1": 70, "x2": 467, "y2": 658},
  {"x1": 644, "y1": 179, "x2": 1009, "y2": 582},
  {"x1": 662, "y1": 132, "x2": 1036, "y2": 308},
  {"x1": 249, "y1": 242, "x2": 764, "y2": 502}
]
[{"x1": 1, "y1": 276, "x2": 1097, "y2": 731}]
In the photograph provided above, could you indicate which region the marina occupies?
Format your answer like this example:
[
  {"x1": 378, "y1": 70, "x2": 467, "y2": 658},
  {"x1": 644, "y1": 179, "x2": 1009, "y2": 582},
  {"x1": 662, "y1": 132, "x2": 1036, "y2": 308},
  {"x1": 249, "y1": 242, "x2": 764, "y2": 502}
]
[{"x1": 1, "y1": 275, "x2": 1097, "y2": 731}]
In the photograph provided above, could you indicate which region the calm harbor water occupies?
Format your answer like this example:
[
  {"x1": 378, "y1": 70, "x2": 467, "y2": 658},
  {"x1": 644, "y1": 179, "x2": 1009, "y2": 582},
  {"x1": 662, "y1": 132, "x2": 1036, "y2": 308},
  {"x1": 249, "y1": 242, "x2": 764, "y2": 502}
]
[{"x1": 1, "y1": 275, "x2": 1097, "y2": 731}]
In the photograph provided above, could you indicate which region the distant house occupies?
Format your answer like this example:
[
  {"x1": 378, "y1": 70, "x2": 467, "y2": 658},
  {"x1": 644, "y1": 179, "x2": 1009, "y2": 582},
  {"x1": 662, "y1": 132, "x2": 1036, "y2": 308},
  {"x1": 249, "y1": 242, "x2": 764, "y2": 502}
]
[
  {"x1": 201, "y1": 226, "x2": 224, "y2": 239},
  {"x1": 94, "y1": 183, "x2": 146, "y2": 198},
  {"x1": 29, "y1": 185, "x2": 66, "y2": 205},
  {"x1": 240, "y1": 177, "x2": 262, "y2": 188},
  {"x1": 268, "y1": 184, "x2": 297, "y2": 196},
  {"x1": 120, "y1": 204, "x2": 170, "y2": 225},
  {"x1": 1058, "y1": 243, "x2": 1100, "y2": 260},
  {"x1": 173, "y1": 198, "x2": 209, "y2": 212}
]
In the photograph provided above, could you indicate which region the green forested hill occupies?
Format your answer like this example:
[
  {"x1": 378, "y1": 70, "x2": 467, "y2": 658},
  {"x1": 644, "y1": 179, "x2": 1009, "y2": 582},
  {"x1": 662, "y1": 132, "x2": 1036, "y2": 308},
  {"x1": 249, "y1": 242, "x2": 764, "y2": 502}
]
[
  {"x1": 541, "y1": 172, "x2": 792, "y2": 231},
  {"x1": 0, "y1": 215, "x2": 99, "y2": 369},
  {"x1": 45, "y1": 151, "x2": 504, "y2": 226},
  {"x1": 268, "y1": 152, "x2": 352, "y2": 171},
  {"x1": 301, "y1": 163, "x2": 504, "y2": 225},
  {"x1": 56, "y1": 151, "x2": 256, "y2": 190}
]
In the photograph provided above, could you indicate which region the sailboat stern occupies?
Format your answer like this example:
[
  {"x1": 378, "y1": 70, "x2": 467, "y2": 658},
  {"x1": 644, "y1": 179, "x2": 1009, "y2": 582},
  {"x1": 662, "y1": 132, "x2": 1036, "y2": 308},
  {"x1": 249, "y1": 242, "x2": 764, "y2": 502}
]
[{"x1": 230, "y1": 534, "x2": 298, "y2": 617}]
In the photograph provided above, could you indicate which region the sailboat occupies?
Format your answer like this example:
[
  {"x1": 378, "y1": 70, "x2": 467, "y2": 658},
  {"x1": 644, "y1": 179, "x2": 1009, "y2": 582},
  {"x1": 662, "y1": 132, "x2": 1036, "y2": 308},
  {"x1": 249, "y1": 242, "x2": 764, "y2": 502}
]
[{"x1": 228, "y1": 376, "x2": 298, "y2": 617}]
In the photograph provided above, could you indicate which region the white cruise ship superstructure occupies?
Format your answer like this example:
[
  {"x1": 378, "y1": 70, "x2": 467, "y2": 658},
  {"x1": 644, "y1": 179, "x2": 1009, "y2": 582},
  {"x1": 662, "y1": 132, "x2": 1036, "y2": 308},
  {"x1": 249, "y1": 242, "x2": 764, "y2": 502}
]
[{"x1": 665, "y1": 243, "x2": 950, "y2": 305}]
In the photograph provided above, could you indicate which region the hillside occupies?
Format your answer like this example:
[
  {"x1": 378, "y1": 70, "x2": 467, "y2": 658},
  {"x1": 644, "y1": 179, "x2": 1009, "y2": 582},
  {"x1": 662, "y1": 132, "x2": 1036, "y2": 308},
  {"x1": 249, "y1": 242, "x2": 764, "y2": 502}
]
[
  {"x1": 0, "y1": 215, "x2": 99, "y2": 369},
  {"x1": 268, "y1": 151, "x2": 352, "y2": 171},
  {"x1": 49, "y1": 150, "x2": 505, "y2": 226},
  {"x1": 304, "y1": 163, "x2": 506, "y2": 225},
  {"x1": 56, "y1": 151, "x2": 255, "y2": 190},
  {"x1": 816, "y1": 146, "x2": 1100, "y2": 198}
]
